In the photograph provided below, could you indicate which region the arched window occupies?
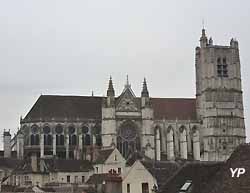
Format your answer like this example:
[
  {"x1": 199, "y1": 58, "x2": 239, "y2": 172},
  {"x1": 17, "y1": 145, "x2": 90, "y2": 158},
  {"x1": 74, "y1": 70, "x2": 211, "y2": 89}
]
[
  {"x1": 47, "y1": 135, "x2": 52, "y2": 145},
  {"x1": 60, "y1": 135, "x2": 64, "y2": 146},
  {"x1": 96, "y1": 135, "x2": 102, "y2": 146},
  {"x1": 68, "y1": 126, "x2": 75, "y2": 134},
  {"x1": 217, "y1": 57, "x2": 228, "y2": 77},
  {"x1": 31, "y1": 125, "x2": 38, "y2": 134},
  {"x1": 117, "y1": 120, "x2": 140, "y2": 158},
  {"x1": 85, "y1": 134, "x2": 91, "y2": 145},
  {"x1": 70, "y1": 134, "x2": 77, "y2": 146},
  {"x1": 82, "y1": 126, "x2": 89, "y2": 134},
  {"x1": 55, "y1": 125, "x2": 63, "y2": 134},
  {"x1": 43, "y1": 126, "x2": 51, "y2": 134},
  {"x1": 56, "y1": 134, "x2": 65, "y2": 146},
  {"x1": 136, "y1": 137, "x2": 141, "y2": 151},
  {"x1": 117, "y1": 136, "x2": 122, "y2": 154},
  {"x1": 56, "y1": 135, "x2": 60, "y2": 145},
  {"x1": 35, "y1": 134, "x2": 40, "y2": 145},
  {"x1": 93, "y1": 123, "x2": 101, "y2": 135},
  {"x1": 30, "y1": 135, "x2": 35, "y2": 145}
]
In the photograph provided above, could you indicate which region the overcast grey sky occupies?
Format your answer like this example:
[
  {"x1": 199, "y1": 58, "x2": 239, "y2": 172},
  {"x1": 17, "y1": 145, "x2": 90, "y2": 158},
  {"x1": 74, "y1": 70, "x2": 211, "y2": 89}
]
[{"x1": 0, "y1": 0, "x2": 249, "y2": 147}]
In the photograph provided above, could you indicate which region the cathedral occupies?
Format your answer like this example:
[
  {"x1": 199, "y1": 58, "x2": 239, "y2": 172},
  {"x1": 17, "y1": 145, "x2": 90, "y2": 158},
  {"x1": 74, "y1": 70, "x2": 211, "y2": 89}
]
[{"x1": 6, "y1": 29, "x2": 246, "y2": 162}]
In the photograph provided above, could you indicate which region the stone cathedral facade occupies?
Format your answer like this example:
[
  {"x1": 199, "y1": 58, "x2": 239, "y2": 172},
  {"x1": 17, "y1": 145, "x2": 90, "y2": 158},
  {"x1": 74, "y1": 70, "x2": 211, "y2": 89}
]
[{"x1": 7, "y1": 29, "x2": 245, "y2": 162}]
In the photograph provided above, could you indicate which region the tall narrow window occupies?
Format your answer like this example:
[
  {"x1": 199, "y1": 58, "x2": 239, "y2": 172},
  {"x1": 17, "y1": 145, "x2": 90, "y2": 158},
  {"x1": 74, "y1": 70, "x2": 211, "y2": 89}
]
[
  {"x1": 142, "y1": 183, "x2": 149, "y2": 193},
  {"x1": 217, "y1": 57, "x2": 228, "y2": 77},
  {"x1": 67, "y1": 175, "x2": 70, "y2": 183},
  {"x1": 127, "y1": 184, "x2": 130, "y2": 193},
  {"x1": 222, "y1": 57, "x2": 228, "y2": 77}
]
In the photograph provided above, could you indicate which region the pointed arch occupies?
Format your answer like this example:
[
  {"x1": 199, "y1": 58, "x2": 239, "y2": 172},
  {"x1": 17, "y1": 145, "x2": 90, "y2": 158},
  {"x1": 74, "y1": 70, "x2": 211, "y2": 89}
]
[
  {"x1": 166, "y1": 125, "x2": 175, "y2": 160},
  {"x1": 179, "y1": 125, "x2": 187, "y2": 159},
  {"x1": 191, "y1": 125, "x2": 200, "y2": 160}
]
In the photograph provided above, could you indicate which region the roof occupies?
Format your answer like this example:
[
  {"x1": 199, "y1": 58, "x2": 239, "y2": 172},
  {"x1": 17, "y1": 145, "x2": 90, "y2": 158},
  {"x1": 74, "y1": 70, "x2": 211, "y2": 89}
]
[
  {"x1": 87, "y1": 173, "x2": 109, "y2": 184},
  {"x1": 44, "y1": 159, "x2": 93, "y2": 172},
  {"x1": 0, "y1": 158, "x2": 21, "y2": 169},
  {"x1": 141, "y1": 160, "x2": 181, "y2": 188},
  {"x1": 95, "y1": 149, "x2": 114, "y2": 164},
  {"x1": 199, "y1": 143, "x2": 250, "y2": 193},
  {"x1": 23, "y1": 95, "x2": 103, "y2": 121},
  {"x1": 126, "y1": 151, "x2": 152, "y2": 166},
  {"x1": 159, "y1": 161, "x2": 223, "y2": 193},
  {"x1": 23, "y1": 95, "x2": 197, "y2": 122},
  {"x1": 152, "y1": 98, "x2": 197, "y2": 120}
]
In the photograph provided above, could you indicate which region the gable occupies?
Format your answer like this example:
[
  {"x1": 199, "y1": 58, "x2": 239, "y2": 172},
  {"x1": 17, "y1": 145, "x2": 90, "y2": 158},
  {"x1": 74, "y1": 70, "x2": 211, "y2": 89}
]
[
  {"x1": 105, "y1": 148, "x2": 126, "y2": 165},
  {"x1": 116, "y1": 88, "x2": 139, "y2": 112},
  {"x1": 123, "y1": 161, "x2": 155, "y2": 183}
]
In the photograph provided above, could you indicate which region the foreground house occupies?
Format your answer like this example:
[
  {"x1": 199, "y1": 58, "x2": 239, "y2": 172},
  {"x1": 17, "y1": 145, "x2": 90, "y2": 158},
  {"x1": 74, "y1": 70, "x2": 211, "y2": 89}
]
[{"x1": 93, "y1": 148, "x2": 126, "y2": 174}]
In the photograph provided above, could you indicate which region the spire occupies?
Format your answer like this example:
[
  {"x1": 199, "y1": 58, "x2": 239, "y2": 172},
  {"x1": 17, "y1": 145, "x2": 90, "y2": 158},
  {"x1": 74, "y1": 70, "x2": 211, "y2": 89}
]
[
  {"x1": 209, "y1": 37, "x2": 213, "y2": 45},
  {"x1": 125, "y1": 75, "x2": 131, "y2": 89},
  {"x1": 200, "y1": 27, "x2": 208, "y2": 48},
  {"x1": 141, "y1": 78, "x2": 149, "y2": 97},
  {"x1": 107, "y1": 76, "x2": 115, "y2": 96}
]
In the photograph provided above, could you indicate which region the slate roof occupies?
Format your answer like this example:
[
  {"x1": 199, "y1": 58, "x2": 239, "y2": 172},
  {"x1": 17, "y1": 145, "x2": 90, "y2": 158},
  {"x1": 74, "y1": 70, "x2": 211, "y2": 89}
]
[
  {"x1": 141, "y1": 160, "x2": 182, "y2": 189},
  {"x1": 0, "y1": 158, "x2": 22, "y2": 169},
  {"x1": 126, "y1": 151, "x2": 152, "y2": 166},
  {"x1": 44, "y1": 159, "x2": 93, "y2": 172},
  {"x1": 152, "y1": 98, "x2": 197, "y2": 120},
  {"x1": 94, "y1": 148, "x2": 114, "y2": 164},
  {"x1": 159, "y1": 161, "x2": 223, "y2": 193},
  {"x1": 199, "y1": 143, "x2": 250, "y2": 193},
  {"x1": 23, "y1": 95, "x2": 103, "y2": 121},
  {"x1": 23, "y1": 95, "x2": 197, "y2": 122},
  {"x1": 87, "y1": 173, "x2": 109, "y2": 184}
]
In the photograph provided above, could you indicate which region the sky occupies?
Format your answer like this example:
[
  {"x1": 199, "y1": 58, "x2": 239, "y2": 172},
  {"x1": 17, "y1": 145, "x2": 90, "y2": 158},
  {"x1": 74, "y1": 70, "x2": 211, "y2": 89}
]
[{"x1": 0, "y1": 0, "x2": 249, "y2": 148}]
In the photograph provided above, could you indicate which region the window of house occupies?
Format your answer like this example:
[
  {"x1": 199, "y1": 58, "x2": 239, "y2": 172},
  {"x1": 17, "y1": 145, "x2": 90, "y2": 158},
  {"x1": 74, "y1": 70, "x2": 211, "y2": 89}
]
[
  {"x1": 67, "y1": 175, "x2": 70, "y2": 183},
  {"x1": 24, "y1": 175, "x2": 30, "y2": 185},
  {"x1": 180, "y1": 180, "x2": 192, "y2": 192},
  {"x1": 114, "y1": 154, "x2": 117, "y2": 161},
  {"x1": 127, "y1": 183, "x2": 130, "y2": 193},
  {"x1": 118, "y1": 168, "x2": 121, "y2": 174},
  {"x1": 142, "y1": 183, "x2": 149, "y2": 193},
  {"x1": 96, "y1": 167, "x2": 98, "y2": 173},
  {"x1": 82, "y1": 176, "x2": 85, "y2": 183}
]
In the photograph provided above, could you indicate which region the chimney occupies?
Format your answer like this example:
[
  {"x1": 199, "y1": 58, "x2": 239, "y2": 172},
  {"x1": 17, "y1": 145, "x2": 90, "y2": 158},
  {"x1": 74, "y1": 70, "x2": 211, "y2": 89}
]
[
  {"x1": 31, "y1": 153, "x2": 38, "y2": 172},
  {"x1": 3, "y1": 130, "x2": 11, "y2": 158}
]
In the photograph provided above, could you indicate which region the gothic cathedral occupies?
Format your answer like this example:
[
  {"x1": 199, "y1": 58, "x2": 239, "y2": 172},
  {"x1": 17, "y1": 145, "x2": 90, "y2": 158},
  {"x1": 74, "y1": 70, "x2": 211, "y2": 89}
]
[{"x1": 8, "y1": 29, "x2": 245, "y2": 162}]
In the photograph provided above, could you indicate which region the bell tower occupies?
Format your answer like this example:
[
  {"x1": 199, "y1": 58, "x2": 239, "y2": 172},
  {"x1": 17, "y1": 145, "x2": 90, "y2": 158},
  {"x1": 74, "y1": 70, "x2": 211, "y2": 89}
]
[{"x1": 195, "y1": 28, "x2": 246, "y2": 161}]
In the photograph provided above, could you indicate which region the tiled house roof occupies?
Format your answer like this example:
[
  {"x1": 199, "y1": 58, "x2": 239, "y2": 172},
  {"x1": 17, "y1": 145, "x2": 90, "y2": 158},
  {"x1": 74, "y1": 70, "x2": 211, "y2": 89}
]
[
  {"x1": 159, "y1": 161, "x2": 223, "y2": 193},
  {"x1": 44, "y1": 159, "x2": 93, "y2": 172},
  {"x1": 86, "y1": 173, "x2": 109, "y2": 184},
  {"x1": 141, "y1": 160, "x2": 181, "y2": 189},
  {"x1": 94, "y1": 149, "x2": 114, "y2": 164},
  {"x1": 200, "y1": 143, "x2": 250, "y2": 193}
]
